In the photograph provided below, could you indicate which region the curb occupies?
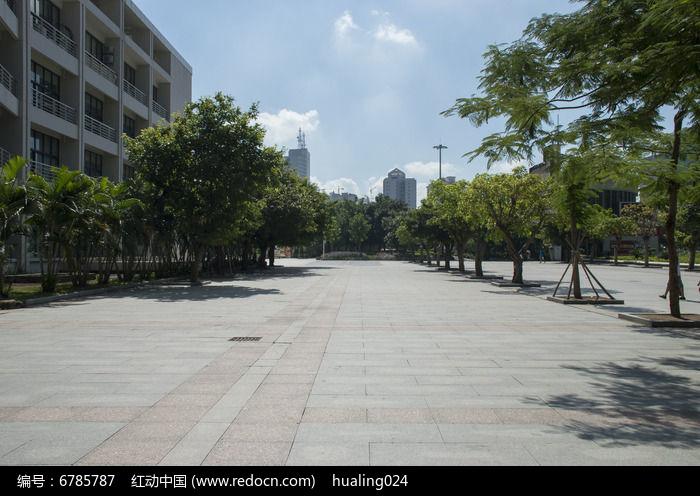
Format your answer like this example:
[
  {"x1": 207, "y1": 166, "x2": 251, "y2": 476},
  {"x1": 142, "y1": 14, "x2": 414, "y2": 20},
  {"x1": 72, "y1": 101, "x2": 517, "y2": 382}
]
[
  {"x1": 547, "y1": 296, "x2": 625, "y2": 305},
  {"x1": 618, "y1": 313, "x2": 700, "y2": 328}
]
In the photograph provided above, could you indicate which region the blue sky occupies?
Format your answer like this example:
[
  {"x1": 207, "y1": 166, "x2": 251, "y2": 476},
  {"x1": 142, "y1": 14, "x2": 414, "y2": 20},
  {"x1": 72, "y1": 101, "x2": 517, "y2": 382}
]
[{"x1": 136, "y1": 0, "x2": 581, "y2": 201}]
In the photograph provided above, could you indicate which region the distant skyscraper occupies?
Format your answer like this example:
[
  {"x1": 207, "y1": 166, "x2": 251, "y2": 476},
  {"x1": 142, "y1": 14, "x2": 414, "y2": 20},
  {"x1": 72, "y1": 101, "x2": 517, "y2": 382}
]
[
  {"x1": 286, "y1": 129, "x2": 310, "y2": 179},
  {"x1": 383, "y1": 168, "x2": 417, "y2": 209}
]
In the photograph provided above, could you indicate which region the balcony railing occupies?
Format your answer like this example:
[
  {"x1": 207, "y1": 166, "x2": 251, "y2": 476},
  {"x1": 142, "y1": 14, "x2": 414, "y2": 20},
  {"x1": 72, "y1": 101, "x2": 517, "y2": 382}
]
[
  {"x1": 32, "y1": 13, "x2": 77, "y2": 57},
  {"x1": 0, "y1": 146, "x2": 10, "y2": 166},
  {"x1": 30, "y1": 161, "x2": 57, "y2": 181},
  {"x1": 123, "y1": 79, "x2": 147, "y2": 106},
  {"x1": 32, "y1": 87, "x2": 77, "y2": 124},
  {"x1": 152, "y1": 100, "x2": 168, "y2": 120},
  {"x1": 85, "y1": 51, "x2": 118, "y2": 85},
  {"x1": 85, "y1": 114, "x2": 117, "y2": 143},
  {"x1": 0, "y1": 62, "x2": 16, "y2": 96}
]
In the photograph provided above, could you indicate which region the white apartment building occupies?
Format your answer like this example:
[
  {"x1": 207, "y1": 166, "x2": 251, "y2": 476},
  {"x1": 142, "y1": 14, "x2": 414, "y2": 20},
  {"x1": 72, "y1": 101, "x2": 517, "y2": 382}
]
[{"x1": 0, "y1": 0, "x2": 192, "y2": 183}]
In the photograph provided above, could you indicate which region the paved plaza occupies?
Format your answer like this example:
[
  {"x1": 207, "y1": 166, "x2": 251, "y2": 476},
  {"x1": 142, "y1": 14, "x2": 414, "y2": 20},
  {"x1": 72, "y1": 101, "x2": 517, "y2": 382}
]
[{"x1": 0, "y1": 259, "x2": 698, "y2": 466}]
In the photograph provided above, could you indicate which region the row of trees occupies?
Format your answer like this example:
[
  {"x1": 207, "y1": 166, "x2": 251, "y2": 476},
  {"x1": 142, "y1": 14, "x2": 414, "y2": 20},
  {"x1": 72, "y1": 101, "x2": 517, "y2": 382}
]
[
  {"x1": 395, "y1": 170, "x2": 697, "y2": 291},
  {"x1": 441, "y1": 0, "x2": 699, "y2": 317},
  {"x1": 0, "y1": 94, "x2": 333, "y2": 297}
]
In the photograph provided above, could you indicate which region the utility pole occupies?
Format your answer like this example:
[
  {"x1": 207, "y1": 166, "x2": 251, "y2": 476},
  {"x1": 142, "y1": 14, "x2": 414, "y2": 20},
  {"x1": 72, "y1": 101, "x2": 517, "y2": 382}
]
[{"x1": 433, "y1": 144, "x2": 448, "y2": 180}]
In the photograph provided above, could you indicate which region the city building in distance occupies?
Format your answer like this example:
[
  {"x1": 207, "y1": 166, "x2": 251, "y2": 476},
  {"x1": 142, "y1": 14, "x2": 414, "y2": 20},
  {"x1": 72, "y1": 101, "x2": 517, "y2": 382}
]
[
  {"x1": 328, "y1": 191, "x2": 358, "y2": 202},
  {"x1": 286, "y1": 128, "x2": 310, "y2": 179},
  {"x1": 383, "y1": 168, "x2": 417, "y2": 209},
  {"x1": 0, "y1": 0, "x2": 192, "y2": 183}
]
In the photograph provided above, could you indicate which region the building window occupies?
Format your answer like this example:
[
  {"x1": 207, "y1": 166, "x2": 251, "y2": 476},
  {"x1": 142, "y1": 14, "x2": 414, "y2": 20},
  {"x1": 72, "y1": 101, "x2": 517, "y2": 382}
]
[
  {"x1": 31, "y1": 61, "x2": 61, "y2": 100},
  {"x1": 124, "y1": 165, "x2": 136, "y2": 180},
  {"x1": 152, "y1": 85, "x2": 159, "y2": 103},
  {"x1": 84, "y1": 150, "x2": 103, "y2": 178},
  {"x1": 124, "y1": 63, "x2": 136, "y2": 86},
  {"x1": 31, "y1": 0, "x2": 61, "y2": 29},
  {"x1": 30, "y1": 130, "x2": 60, "y2": 166},
  {"x1": 85, "y1": 31, "x2": 104, "y2": 61},
  {"x1": 85, "y1": 93, "x2": 104, "y2": 121},
  {"x1": 123, "y1": 115, "x2": 136, "y2": 138}
]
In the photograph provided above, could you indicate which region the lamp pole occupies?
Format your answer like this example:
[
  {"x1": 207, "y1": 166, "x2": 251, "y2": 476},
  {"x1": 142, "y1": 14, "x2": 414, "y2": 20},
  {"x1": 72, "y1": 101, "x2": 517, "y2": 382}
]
[{"x1": 433, "y1": 144, "x2": 448, "y2": 180}]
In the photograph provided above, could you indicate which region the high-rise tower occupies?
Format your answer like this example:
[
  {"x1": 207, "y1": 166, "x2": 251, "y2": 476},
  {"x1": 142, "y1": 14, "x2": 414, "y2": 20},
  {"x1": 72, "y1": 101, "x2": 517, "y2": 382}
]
[{"x1": 286, "y1": 128, "x2": 310, "y2": 179}]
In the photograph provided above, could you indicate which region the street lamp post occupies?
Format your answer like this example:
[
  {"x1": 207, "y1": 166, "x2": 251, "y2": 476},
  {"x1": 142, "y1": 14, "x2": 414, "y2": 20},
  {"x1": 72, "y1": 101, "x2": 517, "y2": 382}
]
[{"x1": 433, "y1": 144, "x2": 448, "y2": 180}]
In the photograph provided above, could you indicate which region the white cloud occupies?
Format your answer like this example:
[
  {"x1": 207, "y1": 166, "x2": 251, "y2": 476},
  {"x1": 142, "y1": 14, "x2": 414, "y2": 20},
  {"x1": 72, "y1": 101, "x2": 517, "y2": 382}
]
[
  {"x1": 373, "y1": 23, "x2": 418, "y2": 46},
  {"x1": 312, "y1": 177, "x2": 363, "y2": 197},
  {"x1": 334, "y1": 10, "x2": 358, "y2": 37},
  {"x1": 257, "y1": 109, "x2": 320, "y2": 147},
  {"x1": 404, "y1": 161, "x2": 457, "y2": 180},
  {"x1": 490, "y1": 159, "x2": 527, "y2": 174}
]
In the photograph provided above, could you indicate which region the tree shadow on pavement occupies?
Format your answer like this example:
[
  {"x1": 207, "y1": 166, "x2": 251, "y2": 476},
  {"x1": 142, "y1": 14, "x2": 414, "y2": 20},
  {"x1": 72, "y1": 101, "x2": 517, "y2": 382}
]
[
  {"x1": 541, "y1": 357, "x2": 700, "y2": 448},
  {"x1": 104, "y1": 284, "x2": 281, "y2": 302}
]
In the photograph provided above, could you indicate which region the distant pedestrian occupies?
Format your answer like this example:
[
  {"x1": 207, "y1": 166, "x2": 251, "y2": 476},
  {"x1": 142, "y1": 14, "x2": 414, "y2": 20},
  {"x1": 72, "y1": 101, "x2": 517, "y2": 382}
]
[
  {"x1": 526, "y1": 249, "x2": 531, "y2": 261},
  {"x1": 539, "y1": 249, "x2": 545, "y2": 263},
  {"x1": 660, "y1": 261, "x2": 685, "y2": 300}
]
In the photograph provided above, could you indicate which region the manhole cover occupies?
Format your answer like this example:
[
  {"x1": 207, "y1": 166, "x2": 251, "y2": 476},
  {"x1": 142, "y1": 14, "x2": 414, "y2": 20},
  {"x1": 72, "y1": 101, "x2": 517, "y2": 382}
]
[{"x1": 229, "y1": 337, "x2": 263, "y2": 342}]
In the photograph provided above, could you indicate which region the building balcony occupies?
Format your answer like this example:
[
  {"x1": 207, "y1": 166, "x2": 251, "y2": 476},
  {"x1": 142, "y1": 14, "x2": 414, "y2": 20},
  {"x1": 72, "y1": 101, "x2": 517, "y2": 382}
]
[
  {"x1": 32, "y1": 13, "x2": 77, "y2": 57},
  {"x1": 29, "y1": 160, "x2": 58, "y2": 181},
  {"x1": 0, "y1": 62, "x2": 18, "y2": 116},
  {"x1": 123, "y1": 79, "x2": 147, "y2": 106},
  {"x1": 0, "y1": 145, "x2": 10, "y2": 166},
  {"x1": 152, "y1": 100, "x2": 168, "y2": 120},
  {"x1": 32, "y1": 87, "x2": 77, "y2": 124},
  {"x1": 85, "y1": 115, "x2": 117, "y2": 143},
  {"x1": 1, "y1": 0, "x2": 18, "y2": 39},
  {"x1": 0, "y1": 62, "x2": 16, "y2": 95},
  {"x1": 85, "y1": 51, "x2": 118, "y2": 86}
]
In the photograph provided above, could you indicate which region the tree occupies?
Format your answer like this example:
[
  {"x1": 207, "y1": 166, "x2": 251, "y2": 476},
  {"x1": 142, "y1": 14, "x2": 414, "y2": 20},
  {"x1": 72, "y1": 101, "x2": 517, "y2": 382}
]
[
  {"x1": 621, "y1": 203, "x2": 659, "y2": 267},
  {"x1": 256, "y1": 166, "x2": 330, "y2": 267},
  {"x1": 677, "y1": 202, "x2": 700, "y2": 271},
  {"x1": 459, "y1": 183, "x2": 490, "y2": 278},
  {"x1": 425, "y1": 180, "x2": 471, "y2": 272},
  {"x1": 591, "y1": 211, "x2": 637, "y2": 266},
  {"x1": 349, "y1": 213, "x2": 370, "y2": 253},
  {"x1": 365, "y1": 195, "x2": 408, "y2": 253},
  {"x1": 470, "y1": 168, "x2": 553, "y2": 284},
  {"x1": 126, "y1": 93, "x2": 276, "y2": 284},
  {"x1": 0, "y1": 158, "x2": 28, "y2": 298},
  {"x1": 26, "y1": 168, "x2": 91, "y2": 292},
  {"x1": 444, "y1": 0, "x2": 699, "y2": 316}
]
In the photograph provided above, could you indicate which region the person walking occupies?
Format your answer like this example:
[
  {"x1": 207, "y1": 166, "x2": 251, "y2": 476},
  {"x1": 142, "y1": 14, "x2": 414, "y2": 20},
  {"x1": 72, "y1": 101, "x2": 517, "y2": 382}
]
[
  {"x1": 660, "y1": 260, "x2": 685, "y2": 300},
  {"x1": 539, "y1": 249, "x2": 545, "y2": 263}
]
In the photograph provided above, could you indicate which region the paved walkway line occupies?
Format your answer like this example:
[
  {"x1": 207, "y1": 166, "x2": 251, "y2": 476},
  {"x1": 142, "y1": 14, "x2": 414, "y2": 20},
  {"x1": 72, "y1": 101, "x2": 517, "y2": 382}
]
[{"x1": 158, "y1": 268, "x2": 346, "y2": 466}]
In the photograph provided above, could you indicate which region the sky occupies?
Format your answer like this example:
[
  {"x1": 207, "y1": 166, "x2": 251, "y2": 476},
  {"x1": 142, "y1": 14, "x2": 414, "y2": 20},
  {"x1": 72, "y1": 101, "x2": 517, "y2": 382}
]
[{"x1": 136, "y1": 0, "x2": 582, "y2": 203}]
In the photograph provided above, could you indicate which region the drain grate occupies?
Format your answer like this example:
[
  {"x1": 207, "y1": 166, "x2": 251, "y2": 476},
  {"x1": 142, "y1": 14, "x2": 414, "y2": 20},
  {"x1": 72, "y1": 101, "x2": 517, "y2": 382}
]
[{"x1": 229, "y1": 337, "x2": 263, "y2": 342}]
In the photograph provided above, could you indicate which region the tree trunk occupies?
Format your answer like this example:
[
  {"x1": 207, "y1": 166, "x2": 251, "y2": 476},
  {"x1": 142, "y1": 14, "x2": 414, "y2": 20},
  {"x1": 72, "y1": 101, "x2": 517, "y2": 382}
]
[
  {"x1": 614, "y1": 236, "x2": 620, "y2": 266},
  {"x1": 269, "y1": 245, "x2": 276, "y2": 267},
  {"x1": 190, "y1": 244, "x2": 204, "y2": 285},
  {"x1": 475, "y1": 238, "x2": 486, "y2": 278},
  {"x1": 666, "y1": 109, "x2": 686, "y2": 318},
  {"x1": 504, "y1": 235, "x2": 523, "y2": 284},
  {"x1": 457, "y1": 249, "x2": 465, "y2": 272},
  {"x1": 643, "y1": 237, "x2": 650, "y2": 268},
  {"x1": 570, "y1": 205, "x2": 582, "y2": 299},
  {"x1": 688, "y1": 242, "x2": 696, "y2": 272}
]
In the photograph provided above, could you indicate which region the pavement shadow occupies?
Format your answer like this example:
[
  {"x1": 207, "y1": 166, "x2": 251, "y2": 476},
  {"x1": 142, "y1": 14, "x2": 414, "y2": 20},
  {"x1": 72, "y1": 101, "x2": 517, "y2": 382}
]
[
  {"x1": 103, "y1": 284, "x2": 281, "y2": 302},
  {"x1": 227, "y1": 266, "x2": 334, "y2": 281},
  {"x1": 541, "y1": 357, "x2": 700, "y2": 448}
]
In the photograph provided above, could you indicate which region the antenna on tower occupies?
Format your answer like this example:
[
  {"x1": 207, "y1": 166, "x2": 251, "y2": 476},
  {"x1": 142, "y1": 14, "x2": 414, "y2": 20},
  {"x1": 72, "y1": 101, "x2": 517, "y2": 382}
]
[{"x1": 297, "y1": 128, "x2": 306, "y2": 149}]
